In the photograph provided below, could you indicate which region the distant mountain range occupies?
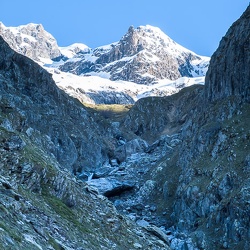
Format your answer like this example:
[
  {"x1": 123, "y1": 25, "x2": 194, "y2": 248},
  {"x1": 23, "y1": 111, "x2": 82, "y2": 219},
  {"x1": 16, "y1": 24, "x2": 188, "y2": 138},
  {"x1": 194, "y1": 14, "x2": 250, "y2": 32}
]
[{"x1": 0, "y1": 22, "x2": 210, "y2": 104}]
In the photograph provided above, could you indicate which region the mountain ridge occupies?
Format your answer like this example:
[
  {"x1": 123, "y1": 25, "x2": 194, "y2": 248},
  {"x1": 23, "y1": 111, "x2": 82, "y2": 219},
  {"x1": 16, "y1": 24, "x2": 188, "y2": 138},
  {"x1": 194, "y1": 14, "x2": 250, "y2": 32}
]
[
  {"x1": 59, "y1": 24, "x2": 209, "y2": 84},
  {"x1": 0, "y1": 22, "x2": 210, "y2": 104}
]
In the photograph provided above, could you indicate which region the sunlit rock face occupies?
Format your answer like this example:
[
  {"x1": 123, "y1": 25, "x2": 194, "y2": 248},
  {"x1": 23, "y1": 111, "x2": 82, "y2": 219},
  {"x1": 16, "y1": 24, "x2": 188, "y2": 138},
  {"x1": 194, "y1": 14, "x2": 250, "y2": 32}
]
[
  {"x1": 60, "y1": 25, "x2": 209, "y2": 85},
  {"x1": 0, "y1": 22, "x2": 62, "y2": 61},
  {"x1": 0, "y1": 22, "x2": 210, "y2": 105}
]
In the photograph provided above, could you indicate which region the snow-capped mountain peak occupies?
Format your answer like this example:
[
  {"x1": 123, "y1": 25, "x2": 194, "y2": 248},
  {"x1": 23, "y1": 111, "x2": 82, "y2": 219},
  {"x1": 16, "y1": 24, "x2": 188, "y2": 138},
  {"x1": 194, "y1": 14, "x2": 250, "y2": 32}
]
[
  {"x1": 0, "y1": 22, "x2": 61, "y2": 61},
  {"x1": 136, "y1": 24, "x2": 195, "y2": 55},
  {"x1": 0, "y1": 21, "x2": 210, "y2": 105},
  {"x1": 59, "y1": 24, "x2": 209, "y2": 84}
]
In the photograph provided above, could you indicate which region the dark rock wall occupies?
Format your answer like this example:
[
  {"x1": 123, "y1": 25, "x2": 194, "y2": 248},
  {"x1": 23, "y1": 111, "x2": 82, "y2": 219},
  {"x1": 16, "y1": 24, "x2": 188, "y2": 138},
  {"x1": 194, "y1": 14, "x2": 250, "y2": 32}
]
[
  {"x1": 118, "y1": 6, "x2": 250, "y2": 249},
  {"x1": 0, "y1": 36, "x2": 111, "y2": 173},
  {"x1": 123, "y1": 85, "x2": 204, "y2": 143},
  {"x1": 164, "y1": 6, "x2": 250, "y2": 248},
  {"x1": 205, "y1": 6, "x2": 250, "y2": 104}
]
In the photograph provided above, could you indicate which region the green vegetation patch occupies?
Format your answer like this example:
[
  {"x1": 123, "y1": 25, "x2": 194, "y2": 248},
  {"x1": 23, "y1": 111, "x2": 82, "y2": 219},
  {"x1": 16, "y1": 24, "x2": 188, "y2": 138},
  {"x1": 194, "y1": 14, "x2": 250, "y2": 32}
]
[
  {"x1": 84, "y1": 103, "x2": 132, "y2": 121},
  {"x1": 42, "y1": 189, "x2": 92, "y2": 234},
  {"x1": 0, "y1": 221, "x2": 22, "y2": 243}
]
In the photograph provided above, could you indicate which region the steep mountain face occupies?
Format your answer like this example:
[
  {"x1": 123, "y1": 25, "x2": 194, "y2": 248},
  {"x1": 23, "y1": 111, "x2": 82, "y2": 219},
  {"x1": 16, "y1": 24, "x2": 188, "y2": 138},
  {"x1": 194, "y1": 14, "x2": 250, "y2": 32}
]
[
  {"x1": 122, "y1": 85, "x2": 204, "y2": 143},
  {"x1": 205, "y1": 7, "x2": 250, "y2": 104},
  {"x1": 0, "y1": 22, "x2": 62, "y2": 62},
  {"x1": 60, "y1": 25, "x2": 209, "y2": 85},
  {"x1": 0, "y1": 35, "x2": 112, "y2": 174},
  {"x1": 0, "y1": 36, "x2": 171, "y2": 249}
]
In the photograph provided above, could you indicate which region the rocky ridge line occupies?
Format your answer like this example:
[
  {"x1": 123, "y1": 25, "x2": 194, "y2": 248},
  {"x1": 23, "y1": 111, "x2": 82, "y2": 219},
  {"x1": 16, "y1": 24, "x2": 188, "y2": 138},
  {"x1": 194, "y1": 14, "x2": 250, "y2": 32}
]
[{"x1": 0, "y1": 22, "x2": 209, "y2": 105}]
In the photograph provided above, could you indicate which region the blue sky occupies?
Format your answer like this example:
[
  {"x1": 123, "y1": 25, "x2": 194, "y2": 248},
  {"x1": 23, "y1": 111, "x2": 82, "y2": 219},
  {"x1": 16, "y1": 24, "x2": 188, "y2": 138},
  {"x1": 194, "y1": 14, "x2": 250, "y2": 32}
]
[{"x1": 1, "y1": 0, "x2": 249, "y2": 56}]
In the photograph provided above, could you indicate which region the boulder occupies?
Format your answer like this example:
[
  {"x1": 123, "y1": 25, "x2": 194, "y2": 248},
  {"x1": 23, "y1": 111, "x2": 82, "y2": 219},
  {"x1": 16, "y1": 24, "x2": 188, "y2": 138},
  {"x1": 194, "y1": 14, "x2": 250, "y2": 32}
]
[
  {"x1": 87, "y1": 178, "x2": 135, "y2": 197},
  {"x1": 146, "y1": 225, "x2": 170, "y2": 245},
  {"x1": 114, "y1": 138, "x2": 148, "y2": 163}
]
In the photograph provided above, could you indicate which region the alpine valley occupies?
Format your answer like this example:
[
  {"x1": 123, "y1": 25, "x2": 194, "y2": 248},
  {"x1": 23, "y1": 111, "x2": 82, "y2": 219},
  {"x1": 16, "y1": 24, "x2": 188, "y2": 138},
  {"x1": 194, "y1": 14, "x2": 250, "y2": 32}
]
[{"x1": 0, "y1": 5, "x2": 249, "y2": 250}]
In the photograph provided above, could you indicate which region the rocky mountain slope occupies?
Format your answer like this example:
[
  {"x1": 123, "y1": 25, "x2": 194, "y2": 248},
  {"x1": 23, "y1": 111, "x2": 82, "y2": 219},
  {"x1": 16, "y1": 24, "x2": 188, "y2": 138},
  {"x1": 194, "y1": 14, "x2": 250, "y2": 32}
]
[
  {"x1": 205, "y1": 9, "x2": 250, "y2": 104},
  {"x1": 0, "y1": 36, "x2": 171, "y2": 249},
  {"x1": 0, "y1": 34, "x2": 113, "y2": 174},
  {"x1": 0, "y1": 22, "x2": 209, "y2": 105}
]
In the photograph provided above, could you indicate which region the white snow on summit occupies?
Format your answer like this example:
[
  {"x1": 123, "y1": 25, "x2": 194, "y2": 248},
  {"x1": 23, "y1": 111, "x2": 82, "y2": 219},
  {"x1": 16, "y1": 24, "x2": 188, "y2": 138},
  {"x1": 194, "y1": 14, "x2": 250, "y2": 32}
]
[
  {"x1": 45, "y1": 24, "x2": 210, "y2": 104},
  {"x1": 59, "y1": 43, "x2": 91, "y2": 58},
  {"x1": 0, "y1": 22, "x2": 61, "y2": 61},
  {"x1": 95, "y1": 42, "x2": 119, "y2": 53},
  {"x1": 138, "y1": 25, "x2": 191, "y2": 55}
]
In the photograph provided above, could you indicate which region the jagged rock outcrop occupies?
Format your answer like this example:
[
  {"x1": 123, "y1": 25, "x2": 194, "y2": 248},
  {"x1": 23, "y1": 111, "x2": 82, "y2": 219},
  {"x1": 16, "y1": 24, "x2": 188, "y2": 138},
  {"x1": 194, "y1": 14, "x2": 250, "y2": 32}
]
[
  {"x1": 59, "y1": 25, "x2": 209, "y2": 84},
  {"x1": 205, "y1": 6, "x2": 250, "y2": 104},
  {"x1": 87, "y1": 178, "x2": 135, "y2": 197},
  {"x1": 0, "y1": 22, "x2": 62, "y2": 61}
]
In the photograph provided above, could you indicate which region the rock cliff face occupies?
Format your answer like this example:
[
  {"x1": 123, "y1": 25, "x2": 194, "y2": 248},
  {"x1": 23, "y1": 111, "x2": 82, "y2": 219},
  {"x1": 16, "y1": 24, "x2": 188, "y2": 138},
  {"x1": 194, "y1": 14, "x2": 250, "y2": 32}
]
[
  {"x1": 123, "y1": 85, "x2": 204, "y2": 143},
  {"x1": 205, "y1": 6, "x2": 250, "y2": 103},
  {"x1": 0, "y1": 35, "x2": 111, "y2": 174},
  {"x1": 59, "y1": 25, "x2": 209, "y2": 85},
  {"x1": 0, "y1": 22, "x2": 62, "y2": 61},
  {"x1": 172, "y1": 8, "x2": 250, "y2": 248}
]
